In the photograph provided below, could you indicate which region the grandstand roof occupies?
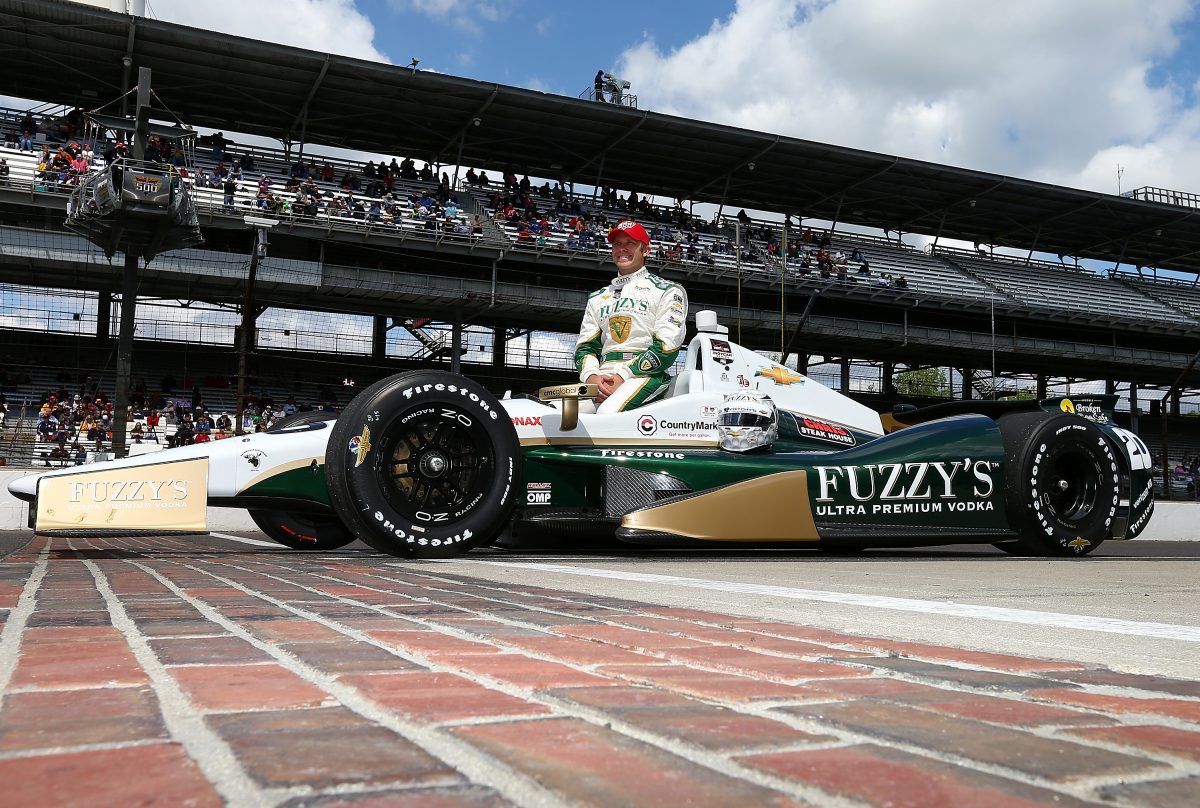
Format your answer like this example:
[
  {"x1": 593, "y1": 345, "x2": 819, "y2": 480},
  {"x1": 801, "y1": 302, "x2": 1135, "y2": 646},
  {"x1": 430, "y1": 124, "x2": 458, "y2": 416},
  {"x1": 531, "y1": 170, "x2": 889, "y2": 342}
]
[{"x1": 3, "y1": 0, "x2": 1200, "y2": 275}]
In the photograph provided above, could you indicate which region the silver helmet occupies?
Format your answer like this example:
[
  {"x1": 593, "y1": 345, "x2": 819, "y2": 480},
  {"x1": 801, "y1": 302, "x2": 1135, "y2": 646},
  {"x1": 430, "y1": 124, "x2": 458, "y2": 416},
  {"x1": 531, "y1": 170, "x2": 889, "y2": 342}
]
[{"x1": 717, "y1": 391, "x2": 778, "y2": 453}]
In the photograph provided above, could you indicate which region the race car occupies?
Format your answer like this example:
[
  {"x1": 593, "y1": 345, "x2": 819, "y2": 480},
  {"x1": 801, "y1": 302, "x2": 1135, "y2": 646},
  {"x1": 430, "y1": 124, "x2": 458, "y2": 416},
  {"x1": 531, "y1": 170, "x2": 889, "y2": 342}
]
[{"x1": 7, "y1": 310, "x2": 1155, "y2": 558}]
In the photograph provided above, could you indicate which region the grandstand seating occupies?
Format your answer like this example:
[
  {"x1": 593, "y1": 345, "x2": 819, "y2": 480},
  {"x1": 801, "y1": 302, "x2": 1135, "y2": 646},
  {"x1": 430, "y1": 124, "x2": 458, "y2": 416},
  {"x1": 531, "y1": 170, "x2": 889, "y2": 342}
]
[
  {"x1": 936, "y1": 248, "x2": 1196, "y2": 326},
  {"x1": 6, "y1": 103, "x2": 1200, "y2": 332}
]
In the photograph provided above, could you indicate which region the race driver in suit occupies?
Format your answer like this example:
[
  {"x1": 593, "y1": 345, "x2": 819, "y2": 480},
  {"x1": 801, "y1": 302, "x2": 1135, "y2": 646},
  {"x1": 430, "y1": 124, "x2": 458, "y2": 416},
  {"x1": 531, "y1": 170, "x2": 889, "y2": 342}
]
[{"x1": 574, "y1": 220, "x2": 688, "y2": 413}]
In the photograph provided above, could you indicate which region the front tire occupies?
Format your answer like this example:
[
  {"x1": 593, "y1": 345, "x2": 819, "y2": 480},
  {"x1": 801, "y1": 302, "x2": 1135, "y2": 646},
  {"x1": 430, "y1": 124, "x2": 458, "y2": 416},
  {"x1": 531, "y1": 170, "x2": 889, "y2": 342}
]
[
  {"x1": 995, "y1": 412, "x2": 1119, "y2": 556},
  {"x1": 326, "y1": 370, "x2": 520, "y2": 558},
  {"x1": 249, "y1": 411, "x2": 357, "y2": 551}
]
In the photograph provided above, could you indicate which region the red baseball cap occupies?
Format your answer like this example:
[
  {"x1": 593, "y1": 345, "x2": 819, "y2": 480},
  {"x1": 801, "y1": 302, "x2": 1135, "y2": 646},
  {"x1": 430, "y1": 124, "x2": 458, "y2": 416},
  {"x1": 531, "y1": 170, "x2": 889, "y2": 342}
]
[{"x1": 607, "y1": 220, "x2": 650, "y2": 246}]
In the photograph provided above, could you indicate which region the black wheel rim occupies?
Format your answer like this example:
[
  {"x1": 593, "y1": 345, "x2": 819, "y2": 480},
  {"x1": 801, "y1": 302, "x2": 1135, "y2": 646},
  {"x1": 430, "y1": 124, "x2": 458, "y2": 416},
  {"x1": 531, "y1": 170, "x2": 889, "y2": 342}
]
[
  {"x1": 377, "y1": 406, "x2": 493, "y2": 522},
  {"x1": 1046, "y1": 449, "x2": 1099, "y2": 524}
]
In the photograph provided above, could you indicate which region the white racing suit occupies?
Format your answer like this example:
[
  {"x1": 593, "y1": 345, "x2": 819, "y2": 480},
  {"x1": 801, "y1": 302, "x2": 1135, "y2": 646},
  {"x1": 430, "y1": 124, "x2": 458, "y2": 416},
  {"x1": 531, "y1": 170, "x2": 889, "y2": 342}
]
[{"x1": 574, "y1": 267, "x2": 688, "y2": 413}]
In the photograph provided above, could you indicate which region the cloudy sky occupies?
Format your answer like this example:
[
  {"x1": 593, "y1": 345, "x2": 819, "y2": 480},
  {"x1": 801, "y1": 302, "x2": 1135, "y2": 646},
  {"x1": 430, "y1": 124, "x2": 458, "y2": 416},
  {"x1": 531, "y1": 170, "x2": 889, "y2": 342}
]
[{"x1": 127, "y1": 0, "x2": 1200, "y2": 199}]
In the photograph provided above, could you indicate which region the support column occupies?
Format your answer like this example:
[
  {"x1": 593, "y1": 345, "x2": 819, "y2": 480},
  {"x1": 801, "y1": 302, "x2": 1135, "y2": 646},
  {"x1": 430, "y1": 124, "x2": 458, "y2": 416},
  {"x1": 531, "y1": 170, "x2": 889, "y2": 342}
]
[
  {"x1": 882, "y1": 362, "x2": 895, "y2": 398},
  {"x1": 960, "y1": 368, "x2": 972, "y2": 401},
  {"x1": 492, "y1": 327, "x2": 507, "y2": 369},
  {"x1": 1105, "y1": 379, "x2": 1116, "y2": 396},
  {"x1": 96, "y1": 291, "x2": 112, "y2": 340},
  {"x1": 110, "y1": 253, "x2": 138, "y2": 458},
  {"x1": 796, "y1": 353, "x2": 808, "y2": 375},
  {"x1": 371, "y1": 315, "x2": 387, "y2": 361},
  {"x1": 1129, "y1": 383, "x2": 1139, "y2": 432},
  {"x1": 1036, "y1": 375, "x2": 1047, "y2": 399},
  {"x1": 1172, "y1": 389, "x2": 1182, "y2": 416},
  {"x1": 839, "y1": 358, "x2": 850, "y2": 395},
  {"x1": 450, "y1": 310, "x2": 463, "y2": 375}
]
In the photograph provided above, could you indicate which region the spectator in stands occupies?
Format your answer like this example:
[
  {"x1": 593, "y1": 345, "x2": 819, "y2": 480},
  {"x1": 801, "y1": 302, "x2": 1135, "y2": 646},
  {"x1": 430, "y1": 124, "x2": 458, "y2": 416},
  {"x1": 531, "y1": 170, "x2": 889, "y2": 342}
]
[
  {"x1": 36, "y1": 415, "x2": 56, "y2": 442},
  {"x1": 73, "y1": 443, "x2": 86, "y2": 466},
  {"x1": 103, "y1": 141, "x2": 128, "y2": 165},
  {"x1": 895, "y1": 275, "x2": 909, "y2": 289},
  {"x1": 170, "y1": 417, "x2": 193, "y2": 448},
  {"x1": 46, "y1": 444, "x2": 70, "y2": 467},
  {"x1": 857, "y1": 261, "x2": 871, "y2": 276},
  {"x1": 594, "y1": 69, "x2": 606, "y2": 102},
  {"x1": 130, "y1": 422, "x2": 144, "y2": 444},
  {"x1": 18, "y1": 111, "x2": 35, "y2": 151},
  {"x1": 211, "y1": 132, "x2": 227, "y2": 163},
  {"x1": 222, "y1": 176, "x2": 239, "y2": 213}
]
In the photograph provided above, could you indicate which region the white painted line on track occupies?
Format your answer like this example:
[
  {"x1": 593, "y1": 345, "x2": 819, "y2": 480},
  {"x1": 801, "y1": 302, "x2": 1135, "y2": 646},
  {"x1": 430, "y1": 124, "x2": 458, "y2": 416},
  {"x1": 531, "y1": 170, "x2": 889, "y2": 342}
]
[
  {"x1": 443, "y1": 560, "x2": 1200, "y2": 643},
  {"x1": 207, "y1": 531, "x2": 279, "y2": 548}
]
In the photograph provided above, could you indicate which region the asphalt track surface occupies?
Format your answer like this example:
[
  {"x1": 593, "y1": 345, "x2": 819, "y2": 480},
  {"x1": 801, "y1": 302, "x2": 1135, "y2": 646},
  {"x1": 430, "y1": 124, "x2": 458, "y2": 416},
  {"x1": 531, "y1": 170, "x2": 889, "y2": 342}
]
[{"x1": 2, "y1": 530, "x2": 1198, "y2": 806}]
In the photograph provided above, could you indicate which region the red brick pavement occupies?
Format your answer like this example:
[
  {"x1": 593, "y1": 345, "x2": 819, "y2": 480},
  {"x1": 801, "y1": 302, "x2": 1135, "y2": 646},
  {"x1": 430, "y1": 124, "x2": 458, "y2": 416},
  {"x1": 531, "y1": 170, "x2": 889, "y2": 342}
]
[{"x1": 0, "y1": 536, "x2": 1197, "y2": 807}]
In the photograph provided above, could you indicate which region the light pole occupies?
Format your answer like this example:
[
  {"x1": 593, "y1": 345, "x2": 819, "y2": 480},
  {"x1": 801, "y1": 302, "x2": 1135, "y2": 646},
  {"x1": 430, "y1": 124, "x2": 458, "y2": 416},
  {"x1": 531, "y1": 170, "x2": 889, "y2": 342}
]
[{"x1": 235, "y1": 215, "x2": 277, "y2": 434}]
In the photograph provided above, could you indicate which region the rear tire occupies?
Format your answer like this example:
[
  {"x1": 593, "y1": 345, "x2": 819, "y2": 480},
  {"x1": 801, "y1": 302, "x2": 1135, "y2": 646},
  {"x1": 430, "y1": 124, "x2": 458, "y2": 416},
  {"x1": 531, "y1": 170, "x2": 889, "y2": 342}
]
[
  {"x1": 326, "y1": 370, "x2": 520, "y2": 558},
  {"x1": 994, "y1": 412, "x2": 1119, "y2": 556}
]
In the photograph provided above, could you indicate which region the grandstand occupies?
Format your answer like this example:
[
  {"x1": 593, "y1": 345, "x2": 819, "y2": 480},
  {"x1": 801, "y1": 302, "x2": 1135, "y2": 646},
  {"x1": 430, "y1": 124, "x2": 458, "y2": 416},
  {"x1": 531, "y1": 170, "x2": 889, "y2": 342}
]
[{"x1": 5, "y1": 1, "x2": 1200, "y2": 495}]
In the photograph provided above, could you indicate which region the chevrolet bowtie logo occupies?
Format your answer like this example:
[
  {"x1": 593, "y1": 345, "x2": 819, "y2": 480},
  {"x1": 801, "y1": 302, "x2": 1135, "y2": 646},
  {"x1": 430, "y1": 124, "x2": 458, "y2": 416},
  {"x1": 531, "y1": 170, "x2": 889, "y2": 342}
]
[{"x1": 756, "y1": 366, "x2": 803, "y2": 385}]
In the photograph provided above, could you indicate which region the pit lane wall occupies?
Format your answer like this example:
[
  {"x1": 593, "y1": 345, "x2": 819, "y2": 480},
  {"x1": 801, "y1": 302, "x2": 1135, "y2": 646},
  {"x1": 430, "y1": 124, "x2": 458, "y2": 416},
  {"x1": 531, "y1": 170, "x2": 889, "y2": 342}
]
[
  {"x1": 0, "y1": 468, "x2": 1197, "y2": 539},
  {"x1": 0, "y1": 469, "x2": 256, "y2": 532}
]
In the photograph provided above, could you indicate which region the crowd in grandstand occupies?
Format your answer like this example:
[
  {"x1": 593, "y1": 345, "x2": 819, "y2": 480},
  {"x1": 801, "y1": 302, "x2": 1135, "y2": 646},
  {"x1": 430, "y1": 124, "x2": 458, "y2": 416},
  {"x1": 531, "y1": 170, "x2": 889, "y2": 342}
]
[{"x1": 16, "y1": 371, "x2": 341, "y2": 466}]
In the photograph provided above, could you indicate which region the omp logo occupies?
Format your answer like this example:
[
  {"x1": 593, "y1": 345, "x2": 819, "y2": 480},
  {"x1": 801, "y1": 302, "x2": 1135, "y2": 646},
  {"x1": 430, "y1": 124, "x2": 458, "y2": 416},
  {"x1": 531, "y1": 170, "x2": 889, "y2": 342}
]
[{"x1": 637, "y1": 415, "x2": 657, "y2": 436}]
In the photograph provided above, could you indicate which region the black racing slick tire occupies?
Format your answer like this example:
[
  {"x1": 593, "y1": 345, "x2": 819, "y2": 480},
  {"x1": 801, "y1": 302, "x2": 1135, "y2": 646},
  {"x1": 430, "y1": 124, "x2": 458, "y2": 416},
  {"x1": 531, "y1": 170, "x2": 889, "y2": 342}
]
[
  {"x1": 994, "y1": 412, "x2": 1119, "y2": 556},
  {"x1": 250, "y1": 412, "x2": 357, "y2": 551},
  {"x1": 248, "y1": 509, "x2": 357, "y2": 551},
  {"x1": 325, "y1": 370, "x2": 520, "y2": 558}
]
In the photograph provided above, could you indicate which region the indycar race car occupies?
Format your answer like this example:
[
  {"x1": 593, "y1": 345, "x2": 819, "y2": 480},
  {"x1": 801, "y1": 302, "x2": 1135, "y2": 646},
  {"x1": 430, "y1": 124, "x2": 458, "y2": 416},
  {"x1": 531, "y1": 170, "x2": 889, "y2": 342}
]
[{"x1": 7, "y1": 310, "x2": 1155, "y2": 558}]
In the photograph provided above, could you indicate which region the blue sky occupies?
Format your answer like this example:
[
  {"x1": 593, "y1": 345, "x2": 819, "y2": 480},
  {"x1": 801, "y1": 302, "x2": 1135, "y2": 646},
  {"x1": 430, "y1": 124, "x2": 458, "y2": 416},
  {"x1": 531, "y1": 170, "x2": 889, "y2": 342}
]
[{"x1": 373, "y1": 0, "x2": 735, "y2": 96}]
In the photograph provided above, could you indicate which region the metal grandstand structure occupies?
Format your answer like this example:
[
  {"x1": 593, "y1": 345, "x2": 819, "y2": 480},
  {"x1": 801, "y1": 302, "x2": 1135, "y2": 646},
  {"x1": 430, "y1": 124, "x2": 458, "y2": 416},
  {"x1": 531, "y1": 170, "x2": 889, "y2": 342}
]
[
  {"x1": 6, "y1": 0, "x2": 1200, "y2": 482},
  {"x1": 3, "y1": 1, "x2": 1200, "y2": 275}
]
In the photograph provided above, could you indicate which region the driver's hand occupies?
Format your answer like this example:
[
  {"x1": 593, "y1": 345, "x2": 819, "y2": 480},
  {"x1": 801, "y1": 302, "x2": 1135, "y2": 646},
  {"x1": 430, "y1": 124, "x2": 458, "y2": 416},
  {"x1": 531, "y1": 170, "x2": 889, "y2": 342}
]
[{"x1": 588, "y1": 374, "x2": 618, "y2": 404}]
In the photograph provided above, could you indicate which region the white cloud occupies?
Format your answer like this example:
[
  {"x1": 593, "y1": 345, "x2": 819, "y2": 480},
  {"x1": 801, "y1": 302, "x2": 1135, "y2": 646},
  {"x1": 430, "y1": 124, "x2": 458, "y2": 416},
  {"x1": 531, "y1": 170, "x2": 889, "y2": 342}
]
[
  {"x1": 615, "y1": 0, "x2": 1197, "y2": 195},
  {"x1": 145, "y1": 0, "x2": 389, "y2": 62},
  {"x1": 386, "y1": 0, "x2": 515, "y2": 36}
]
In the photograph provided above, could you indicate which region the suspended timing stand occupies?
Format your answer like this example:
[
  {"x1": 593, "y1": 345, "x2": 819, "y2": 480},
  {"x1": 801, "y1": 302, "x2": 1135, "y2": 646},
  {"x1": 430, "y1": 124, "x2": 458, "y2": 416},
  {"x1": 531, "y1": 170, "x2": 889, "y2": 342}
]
[{"x1": 63, "y1": 67, "x2": 203, "y2": 458}]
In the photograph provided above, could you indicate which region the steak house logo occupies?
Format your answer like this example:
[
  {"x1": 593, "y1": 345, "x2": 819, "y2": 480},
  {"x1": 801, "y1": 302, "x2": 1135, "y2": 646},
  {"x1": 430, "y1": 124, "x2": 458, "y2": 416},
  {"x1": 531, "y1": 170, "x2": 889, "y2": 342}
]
[
  {"x1": 813, "y1": 460, "x2": 998, "y2": 516},
  {"x1": 797, "y1": 416, "x2": 855, "y2": 446}
]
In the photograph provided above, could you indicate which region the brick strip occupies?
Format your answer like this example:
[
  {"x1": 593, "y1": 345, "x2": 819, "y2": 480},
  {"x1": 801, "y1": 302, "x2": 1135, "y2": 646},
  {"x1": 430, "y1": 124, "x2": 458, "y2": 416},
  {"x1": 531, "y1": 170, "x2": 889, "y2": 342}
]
[{"x1": 3, "y1": 538, "x2": 1194, "y2": 807}]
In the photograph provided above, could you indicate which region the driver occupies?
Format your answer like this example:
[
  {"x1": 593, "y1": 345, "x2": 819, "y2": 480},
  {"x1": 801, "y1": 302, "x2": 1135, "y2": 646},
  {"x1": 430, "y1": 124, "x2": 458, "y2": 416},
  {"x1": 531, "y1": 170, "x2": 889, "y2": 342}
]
[{"x1": 575, "y1": 220, "x2": 688, "y2": 413}]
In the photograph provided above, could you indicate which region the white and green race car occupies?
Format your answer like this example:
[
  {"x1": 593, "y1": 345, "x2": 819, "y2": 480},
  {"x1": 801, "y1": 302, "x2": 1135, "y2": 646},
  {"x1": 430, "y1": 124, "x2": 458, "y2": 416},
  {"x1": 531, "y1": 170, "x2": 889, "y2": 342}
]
[{"x1": 7, "y1": 311, "x2": 1154, "y2": 558}]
